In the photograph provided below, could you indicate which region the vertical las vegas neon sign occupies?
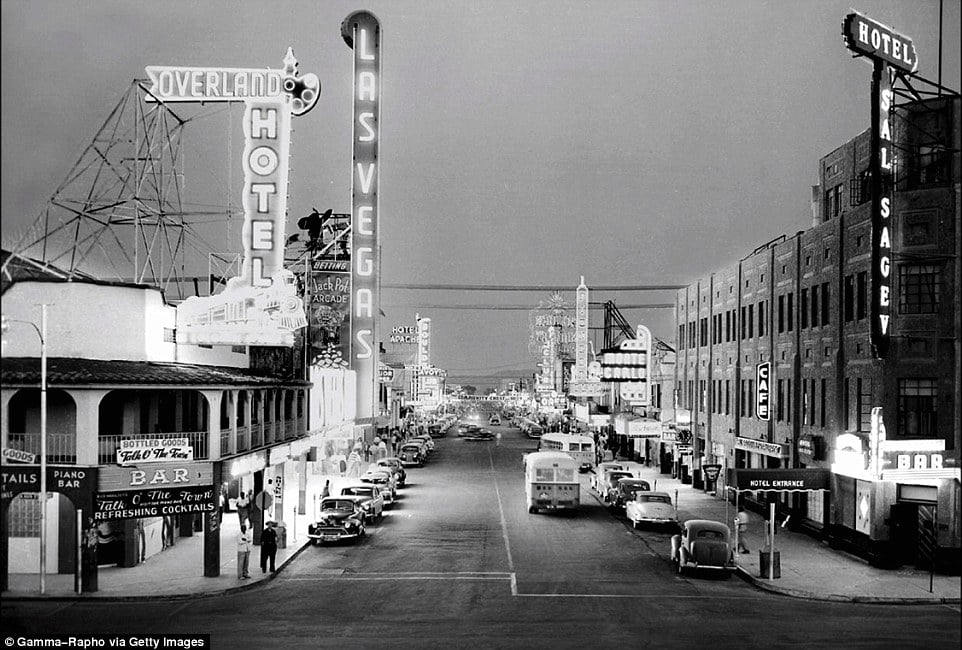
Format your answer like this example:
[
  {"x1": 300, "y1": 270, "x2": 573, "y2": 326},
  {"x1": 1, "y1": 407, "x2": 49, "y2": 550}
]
[
  {"x1": 343, "y1": 11, "x2": 381, "y2": 423},
  {"x1": 843, "y1": 11, "x2": 917, "y2": 359}
]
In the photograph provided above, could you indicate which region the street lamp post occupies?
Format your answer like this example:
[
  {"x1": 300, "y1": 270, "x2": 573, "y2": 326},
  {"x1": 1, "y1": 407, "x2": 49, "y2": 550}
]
[{"x1": 3, "y1": 306, "x2": 48, "y2": 594}]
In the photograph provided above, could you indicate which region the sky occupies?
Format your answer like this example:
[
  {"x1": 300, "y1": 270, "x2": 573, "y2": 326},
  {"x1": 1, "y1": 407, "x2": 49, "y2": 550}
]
[{"x1": 2, "y1": 0, "x2": 959, "y2": 387}]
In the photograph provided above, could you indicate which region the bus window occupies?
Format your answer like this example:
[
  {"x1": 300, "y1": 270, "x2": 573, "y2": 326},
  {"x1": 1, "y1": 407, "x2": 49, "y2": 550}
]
[
  {"x1": 535, "y1": 467, "x2": 555, "y2": 482},
  {"x1": 556, "y1": 468, "x2": 575, "y2": 482}
]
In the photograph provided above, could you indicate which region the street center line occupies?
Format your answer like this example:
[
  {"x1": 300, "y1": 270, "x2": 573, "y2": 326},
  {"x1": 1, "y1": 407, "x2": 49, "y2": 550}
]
[{"x1": 489, "y1": 445, "x2": 515, "y2": 573}]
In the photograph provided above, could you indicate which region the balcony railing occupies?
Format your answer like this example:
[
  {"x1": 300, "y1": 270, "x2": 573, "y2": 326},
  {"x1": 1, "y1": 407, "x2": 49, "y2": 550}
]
[
  {"x1": 213, "y1": 418, "x2": 305, "y2": 459},
  {"x1": 6, "y1": 433, "x2": 77, "y2": 464},
  {"x1": 97, "y1": 431, "x2": 210, "y2": 465}
]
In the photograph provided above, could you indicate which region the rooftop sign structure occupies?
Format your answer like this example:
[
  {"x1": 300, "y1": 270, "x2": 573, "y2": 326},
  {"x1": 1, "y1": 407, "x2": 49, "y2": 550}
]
[
  {"x1": 842, "y1": 11, "x2": 918, "y2": 74},
  {"x1": 171, "y1": 50, "x2": 320, "y2": 346}
]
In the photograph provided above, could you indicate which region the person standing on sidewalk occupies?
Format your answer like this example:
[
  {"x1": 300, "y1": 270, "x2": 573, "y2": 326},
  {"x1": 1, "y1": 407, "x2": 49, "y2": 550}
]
[
  {"x1": 236, "y1": 524, "x2": 252, "y2": 579},
  {"x1": 735, "y1": 506, "x2": 750, "y2": 554},
  {"x1": 260, "y1": 521, "x2": 278, "y2": 573},
  {"x1": 495, "y1": 431, "x2": 502, "y2": 447},
  {"x1": 236, "y1": 491, "x2": 250, "y2": 528}
]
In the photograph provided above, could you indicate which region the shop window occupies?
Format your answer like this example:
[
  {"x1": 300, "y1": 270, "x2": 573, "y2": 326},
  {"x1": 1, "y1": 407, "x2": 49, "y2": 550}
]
[
  {"x1": 898, "y1": 264, "x2": 941, "y2": 314},
  {"x1": 898, "y1": 379, "x2": 937, "y2": 437},
  {"x1": 8, "y1": 495, "x2": 40, "y2": 537}
]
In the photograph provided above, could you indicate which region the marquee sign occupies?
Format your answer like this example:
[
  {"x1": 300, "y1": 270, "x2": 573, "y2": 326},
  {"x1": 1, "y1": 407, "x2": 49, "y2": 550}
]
[
  {"x1": 94, "y1": 486, "x2": 216, "y2": 522},
  {"x1": 734, "y1": 468, "x2": 830, "y2": 492},
  {"x1": 116, "y1": 438, "x2": 194, "y2": 466},
  {"x1": 417, "y1": 317, "x2": 432, "y2": 367},
  {"x1": 574, "y1": 277, "x2": 589, "y2": 382},
  {"x1": 755, "y1": 362, "x2": 771, "y2": 421},
  {"x1": 173, "y1": 50, "x2": 319, "y2": 347},
  {"x1": 734, "y1": 436, "x2": 786, "y2": 458},
  {"x1": 343, "y1": 10, "x2": 382, "y2": 426},
  {"x1": 528, "y1": 292, "x2": 576, "y2": 358},
  {"x1": 842, "y1": 12, "x2": 917, "y2": 360},
  {"x1": 842, "y1": 11, "x2": 918, "y2": 74}
]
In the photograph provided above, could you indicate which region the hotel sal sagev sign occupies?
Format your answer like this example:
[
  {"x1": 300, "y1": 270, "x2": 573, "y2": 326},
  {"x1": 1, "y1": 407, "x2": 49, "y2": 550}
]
[{"x1": 156, "y1": 51, "x2": 320, "y2": 347}]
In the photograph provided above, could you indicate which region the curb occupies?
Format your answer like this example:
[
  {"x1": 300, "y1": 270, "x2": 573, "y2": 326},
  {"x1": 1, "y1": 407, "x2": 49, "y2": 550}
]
[
  {"x1": 1, "y1": 539, "x2": 314, "y2": 603},
  {"x1": 733, "y1": 565, "x2": 960, "y2": 605}
]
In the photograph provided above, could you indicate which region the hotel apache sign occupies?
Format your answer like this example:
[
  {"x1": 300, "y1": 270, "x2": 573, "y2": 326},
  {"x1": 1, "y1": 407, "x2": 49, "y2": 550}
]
[
  {"x1": 167, "y1": 50, "x2": 320, "y2": 347},
  {"x1": 343, "y1": 10, "x2": 382, "y2": 426}
]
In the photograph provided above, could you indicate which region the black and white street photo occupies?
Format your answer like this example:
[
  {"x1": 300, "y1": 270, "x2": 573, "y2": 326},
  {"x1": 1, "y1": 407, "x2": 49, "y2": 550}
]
[{"x1": 2, "y1": 1, "x2": 960, "y2": 648}]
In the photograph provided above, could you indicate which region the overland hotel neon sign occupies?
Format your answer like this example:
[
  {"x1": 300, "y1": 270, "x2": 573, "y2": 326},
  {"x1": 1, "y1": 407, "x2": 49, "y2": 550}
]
[
  {"x1": 343, "y1": 11, "x2": 381, "y2": 423},
  {"x1": 154, "y1": 51, "x2": 320, "y2": 346},
  {"x1": 843, "y1": 11, "x2": 917, "y2": 358}
]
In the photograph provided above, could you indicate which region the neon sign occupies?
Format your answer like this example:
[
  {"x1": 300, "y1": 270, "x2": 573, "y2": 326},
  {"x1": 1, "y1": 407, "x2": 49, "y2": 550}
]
[
  {"x1": 755, "y1": 362, "x2": 771, "y2": 421},
  {"x1": 172, "y1": 50, "x2": 319, "y2": 346},
  {"x1": 342, "y1": 11, "x2": 381, "y2": 423},
  {"x1": 842, "y1": 12, "x2": 917, "y2": 74},
  {"x1": 575, "y1": 277, "x2": 588, "y2": 381},
  {"x1": 417, "y1": 317, "x2": 432, "y2": 367}
]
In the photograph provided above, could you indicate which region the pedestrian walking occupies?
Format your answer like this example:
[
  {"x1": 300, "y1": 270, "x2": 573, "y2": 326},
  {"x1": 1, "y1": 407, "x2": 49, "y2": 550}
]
[
  {"x1": 735, "y1": 506, "x2": 750, "y2": 554},
  {"x1": 235, "y1": 491, "x2": 250, "y2": 528},
  {"x1": 236, "y1": 524, "x2": 252, "y2": 579},
  {"x1": 495, "y1": 431, "x2": 502, "y2": 447},
  {"x1": 321, "y1": 479, "x2": 331, "y2": 500},
  {"x1": 260, "y1": 521, "x2": 278, "y2": 573}
]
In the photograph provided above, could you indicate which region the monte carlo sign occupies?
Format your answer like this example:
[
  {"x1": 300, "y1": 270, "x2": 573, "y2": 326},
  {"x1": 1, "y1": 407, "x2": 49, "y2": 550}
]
[{"x1": 155, "y1": 51, "x2": 320, "y2": 347}]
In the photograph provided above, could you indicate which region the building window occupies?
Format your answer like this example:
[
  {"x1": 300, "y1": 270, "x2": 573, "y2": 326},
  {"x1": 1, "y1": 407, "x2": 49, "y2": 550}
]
[
  {"x1": 8, "y1": 496, "x2": 41, "y2": 537},
  {"x1": 748, "y1": 380, "x2": 754, "y2": 418},
  {"x1": 163, "y1": 328, "x2": 176, "y2": 343},
  {"x1": 820, "y1": 378, "x2": 827, "y2": 428},
  {"x1": 821, "y1": 282, "x2": 830, "y2": 326},
  {"x1": 777, "y1": 379, "x2": 784, "y2": 422},
  {"x1": 844, "y1": 275, "x2": 855, "y2": 322},
  {"x1": 825, "y1": 183, "x2": 844, "y2": 219},
  {"x1": 787, "y1": 292, "x2": 794, "y2": 332},
  {"x1": 856, "y1": 272, "x2": 867, "y2": 320},
  {"x1": 801, "y1": 289, "x2": 809, "y2": 328},
  {"x1": 898, "y1": 264, "x2": 941, "y2": 314},
  {"x1": 898, "y1": 379, "x2": 937, "y2": 437},
  {"x1": 748, "y1": 305, "x2": 754, "y2": 339},
  {"x1": 902, "y1": 211, "x2": 937, "y2": 247},
  {"x1": 850, "y1": 169, "x2": 870, "y2": 206},
  {"x1": 778, "y1": 295, "x2": 785, "y2": 333},
  {"x1": 757, "y1": 301, "x2": 765, "y2": 337},
  {"x1": 811, "y1": 285, "x2": 820, "y2": 328},
  {"x1": 725, "y1": 379, "x2": 731, "y2": 415},
  {"x1": 785, "y1": 379, "x2": 792, "y2": 423}
]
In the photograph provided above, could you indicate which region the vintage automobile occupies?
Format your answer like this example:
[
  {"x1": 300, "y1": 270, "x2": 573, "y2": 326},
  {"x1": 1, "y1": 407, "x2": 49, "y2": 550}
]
[
  {"x1": 337, "y1": 483, "x2": 384, "y2": 522},
  {"x1": 399, "y1": 442, "x2": 426, "y2": 467},
  {"x1": 596, "y1": 469, "x2": 634, "y2": 502},
  {"x1": 307, "y1": 497, "x2": 366, "y2": 544},
  {"x1": 463, "y1": 428, "x2": 495, "y2": 441},
  {"x1": 410, "y1": 434, "x2": 436, "y2": 454},
  {"x1": 670, "y1": 519, "x2": 735, "y2": 576},
  {"x1": 609, "y1": 477, "x2": 652, "y2": 508},
  {"x1": 373, "y1": 457, "x2": 407, "y2": 487},
  {"x1": 625, "y1": 491, "x2": 678, "y2": 528},
  {"x1": 489, "y1": 413, "x2": 502, "y2": 426},
  {"x1": 590, "y1": 462, "x2": 628, "y2": 493},
  {"x1": 361, "y1": 469, "x2": 397, "y2": 504}
]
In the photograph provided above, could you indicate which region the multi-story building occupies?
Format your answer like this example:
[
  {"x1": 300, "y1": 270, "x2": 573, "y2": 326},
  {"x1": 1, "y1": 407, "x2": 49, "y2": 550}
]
[
  {"x1": 674, "y1": 95, "x2": 960, "y2": 571},
  {"x1": 1, "y1": 256, "x2": 358, "y2": 591}
]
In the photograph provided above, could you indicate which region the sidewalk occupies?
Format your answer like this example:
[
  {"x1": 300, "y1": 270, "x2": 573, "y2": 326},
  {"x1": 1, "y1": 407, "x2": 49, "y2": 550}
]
[
  {"x1": 4, "y1": 506, "x2": 315, "y2": 601},
  {"x1": 594, "y1": 459, "x2": 961, "y2": 604}
]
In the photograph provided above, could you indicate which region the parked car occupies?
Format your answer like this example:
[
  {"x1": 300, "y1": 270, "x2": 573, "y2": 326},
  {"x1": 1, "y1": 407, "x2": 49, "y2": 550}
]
[
  {"x1": 410, "y1": 435, "x2": 436, "y2": 454},
  {"x1": 609, "y1": 477, "x2": 652, "y2": 508},
  {"x1": 337, "y1": 484, "x2": 384, "y2": 522},
  {"x1": 457, "y1": 424, "x2": 482, "y2": 438},
  {"x1": 308, "y1": 498, "x2": 366, "y2": 544},
  {"x1": 374, "y1": 457, "x2": 407, "y2": 487},
  {"x1": 670, "y1": 519, "x2": 735, "y2": 577},
  {"x1": 399, "y1": 442, "x2": 425, "y2": 467},
  {"x1": 599, "y1": 470, "x2": 635, "y2": 503},
  {"x1": 626, "y1": 491, "x2": 678, "y2": 528},
  {"x1": 361, "y1": 469, "x2": 397, "y2": 505},
  {"x1": 591, "y1": 462, "x2": 629, "y2": 494}
]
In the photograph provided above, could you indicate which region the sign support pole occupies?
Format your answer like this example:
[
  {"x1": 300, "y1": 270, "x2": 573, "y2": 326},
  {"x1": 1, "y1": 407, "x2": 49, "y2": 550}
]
[
  {"x1": 39, "y1": 304, "x2": 47, "y2": 595},
  {"x1": 768, "y1": 501, "x2": 776, "y2": 580}
]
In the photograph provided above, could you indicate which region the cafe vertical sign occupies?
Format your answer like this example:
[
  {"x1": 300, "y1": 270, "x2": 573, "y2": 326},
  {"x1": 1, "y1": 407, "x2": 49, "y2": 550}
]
[
  {"x1": 843, "y1": 11, "x2": 917, "y2": 359},
  {"x1": 343, "y1": 11, "x2": 381, "y2": 424}
]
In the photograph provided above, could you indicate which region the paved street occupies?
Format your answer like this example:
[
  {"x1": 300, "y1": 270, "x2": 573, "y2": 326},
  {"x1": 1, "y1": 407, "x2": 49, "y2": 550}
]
[{"x1": 4, "y1": 423, "x2": 960, "y2": 649}]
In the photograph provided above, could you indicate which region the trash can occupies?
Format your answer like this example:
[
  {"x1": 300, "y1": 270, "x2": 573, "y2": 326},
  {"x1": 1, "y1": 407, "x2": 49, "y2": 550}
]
[
  {"x1": 759, "y1": 549, "x2": 781, "y2": 579},
  {"x1": 274, "y1": 523, "x2": 288, "y2": 549}
]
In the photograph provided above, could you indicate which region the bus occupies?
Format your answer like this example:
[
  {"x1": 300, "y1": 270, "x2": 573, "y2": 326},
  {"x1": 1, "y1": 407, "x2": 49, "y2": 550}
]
[
  {"x1": 523, "y1": 451, "x2": 580, "y2": 514},
  {"x1": 538, "y1": 433, "x2": 596, "y2": 467}
]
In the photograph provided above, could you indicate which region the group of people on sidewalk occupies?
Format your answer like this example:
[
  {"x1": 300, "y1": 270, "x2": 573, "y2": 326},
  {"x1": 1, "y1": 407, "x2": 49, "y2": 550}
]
[{"x1": 234, "y1": 491, "x2": 279, "y2": 580}]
